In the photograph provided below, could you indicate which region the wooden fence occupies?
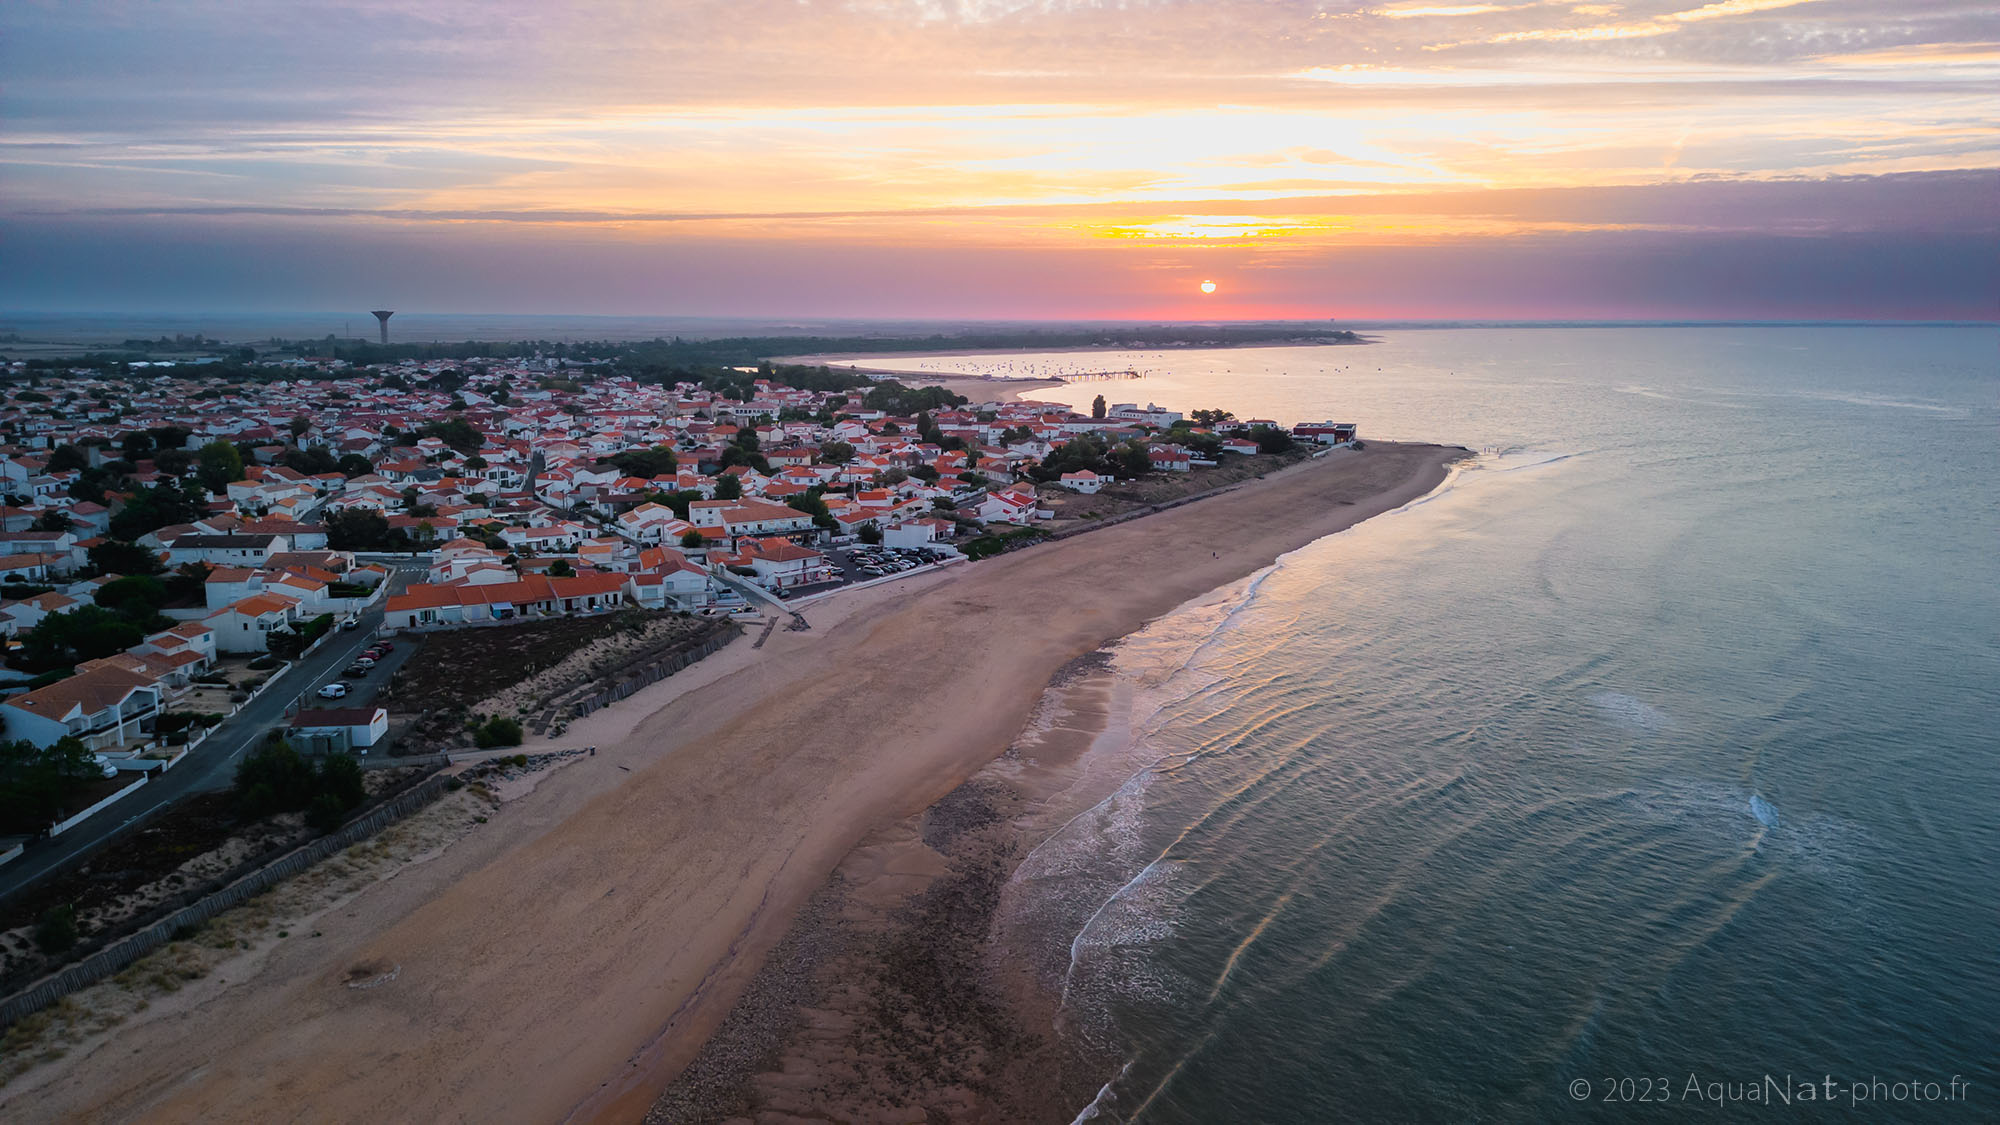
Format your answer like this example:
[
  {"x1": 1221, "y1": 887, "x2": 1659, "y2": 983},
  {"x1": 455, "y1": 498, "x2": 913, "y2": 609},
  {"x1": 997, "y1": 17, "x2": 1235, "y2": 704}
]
[
  {"x1": 527, "y1": 626, "x2": 741, "y2": 735},
  {"x1": 0, "y1": 773, "x2": 453, "y2": 1030}
]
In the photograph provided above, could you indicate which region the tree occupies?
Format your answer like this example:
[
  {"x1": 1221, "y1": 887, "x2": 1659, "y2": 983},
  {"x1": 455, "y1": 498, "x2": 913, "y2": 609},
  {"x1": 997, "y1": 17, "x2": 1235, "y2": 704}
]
[
  {"x1": 17, "y1": 606, "x2": 151, "y2": 669},
  {"x1": 93, "y1": 575, "x2": 168, "y2": 617},
  {"x1": 474, "y1": 716, "x2": 523, "y2": 749},
  {"x1": 108, "y1": 480, "x2": 201, "y2": 540},
  {"x1": 820, "y1": 441, "x2": 855, "y2": 464},
  {"x1": 1091, "y1": 394, "x2": 1107, "y2": 420},
  {"x1": 325, "y1": 508, "x2": 392, "y2": 550},
  {"x1": 89, "y1": 539, "x2": 166, "y2": 576},
  {"x1": 164, "y1": 562, "x2": 212, "y2": 604},
  {"x1": 196, "y1": 441, "x2": 244, "y2": 495},
  {"x1": 0, "y1": 736, "x2": 99, "y2": 834},
  {"x1": 608, "y1": 445, "x2": 677, "y2": 478},
  {"x1": 1191, "y1": 408, "x2": 1235, "y2": 428},
  {"x1": 33, "y1": 510, "x2": 72, "y2": 533},
  {"x1": 34, "y1": 904, "x2": 78, "y2": 954},
  {"x1": 337, "y1": 453, "x2": 375, "y2": 478},
  {"x1": 46, "y1": 444, "x2": 89, "y2": 473},
  {"x1": 421, "y1": 417, "x2": 484, "y2": 454},
  {"x1": 857, "y1": 522, "x2": 883, "y2": 545},
  {"x1": 680, "y1": 529, "x2": 708, "y2": 550},
  {"x1": 153, "y1": 447, "x2": 193, "y2": 475},
  {"x1": 547, "y1": 558, "x2": 575, "y2": 577},
  {"x1": 316, "y1": 753, "x2": 365, "y2": 811},
  {"x1": 289, "y1": 416, "x2": 312, "y2": 439},
  {"x1": 1248, "y1": 424, "x2": 1295, "y2": 454},
  {"x1": 910, "y1": 465, "x2": 940, "y2": 484},
  {"x1": 714, "y1": 474, "x2": 743, "y2": 501},
  {"x1": 650, "y1": 489, "x2": 703, "y2": 520},
  {"x1": 235, "y1": 743, "x2": 367, "y2": 826},
  {"x1": 1114, "y1": 441, "x2": 1154, "y2": 480}
]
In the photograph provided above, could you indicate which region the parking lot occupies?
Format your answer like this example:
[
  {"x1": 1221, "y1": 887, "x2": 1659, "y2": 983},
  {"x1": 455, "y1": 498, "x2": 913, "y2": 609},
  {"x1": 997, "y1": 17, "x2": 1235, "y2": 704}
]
[
  {"x1": 828, "y1": 545, "x2": 951, "y2": 586},
  {"x1": 304, "y1": 625, "x2": 420, "y2": 709}
]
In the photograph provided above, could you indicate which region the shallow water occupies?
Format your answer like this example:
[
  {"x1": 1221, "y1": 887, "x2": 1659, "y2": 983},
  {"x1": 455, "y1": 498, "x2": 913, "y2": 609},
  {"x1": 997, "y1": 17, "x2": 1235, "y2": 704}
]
[{"x1": 876, "y1": 327, "x2": 2000, "y2": 1122}]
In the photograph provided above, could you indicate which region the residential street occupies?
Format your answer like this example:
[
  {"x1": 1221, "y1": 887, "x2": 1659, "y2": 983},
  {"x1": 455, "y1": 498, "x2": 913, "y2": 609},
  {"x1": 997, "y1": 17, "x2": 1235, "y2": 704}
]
[{"x1": 0, "y1": 562, "x2": 426, "y2": 902}]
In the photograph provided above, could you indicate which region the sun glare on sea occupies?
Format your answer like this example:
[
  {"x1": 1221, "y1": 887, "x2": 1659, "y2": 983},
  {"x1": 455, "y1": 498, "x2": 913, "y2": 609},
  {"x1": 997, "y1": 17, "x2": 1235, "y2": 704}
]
[{"x1": 1200, "y1": 280, "x2": 1218, "y2": 294}]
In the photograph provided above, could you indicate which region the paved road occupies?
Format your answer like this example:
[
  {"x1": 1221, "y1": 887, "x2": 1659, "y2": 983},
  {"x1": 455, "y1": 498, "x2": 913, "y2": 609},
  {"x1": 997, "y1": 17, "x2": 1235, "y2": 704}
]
[{"x1": 0, "y1": 562, "x2": 427, "y2": 903}]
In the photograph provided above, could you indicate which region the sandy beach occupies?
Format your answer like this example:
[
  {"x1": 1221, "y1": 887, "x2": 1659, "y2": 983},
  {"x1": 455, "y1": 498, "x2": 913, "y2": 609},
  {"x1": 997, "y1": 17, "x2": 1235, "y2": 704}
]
[{"x1": 3, "y1": 442, "x2": 1464, "y2": 1125}]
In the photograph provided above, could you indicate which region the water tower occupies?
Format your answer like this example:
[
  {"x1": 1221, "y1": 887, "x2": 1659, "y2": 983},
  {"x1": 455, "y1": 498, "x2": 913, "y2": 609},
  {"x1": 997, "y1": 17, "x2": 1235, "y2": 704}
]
[{"x1": 371, "y1": 310, "x2": 394, "y2": 344}]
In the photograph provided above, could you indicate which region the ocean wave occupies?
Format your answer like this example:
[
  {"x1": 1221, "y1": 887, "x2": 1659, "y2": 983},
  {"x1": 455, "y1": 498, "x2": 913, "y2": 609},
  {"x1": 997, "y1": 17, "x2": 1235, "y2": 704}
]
[{"x1": 1591, "y1": 690, "x2": 1674, "y2": 732}]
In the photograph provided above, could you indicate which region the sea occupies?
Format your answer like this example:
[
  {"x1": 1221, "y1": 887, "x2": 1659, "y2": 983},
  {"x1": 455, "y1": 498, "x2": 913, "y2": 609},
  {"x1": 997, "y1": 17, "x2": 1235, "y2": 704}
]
[{"x1": 846, "y1": 327, "x2": 2000, "y2": 1122}]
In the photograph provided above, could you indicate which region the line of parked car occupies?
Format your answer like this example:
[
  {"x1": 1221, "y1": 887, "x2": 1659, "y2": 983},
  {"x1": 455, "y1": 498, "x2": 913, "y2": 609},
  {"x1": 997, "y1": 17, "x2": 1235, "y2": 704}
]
[
  {"x1": 847, "y1": 546, "x2": 946, "y2": 580},
  {"x1": 318, "y1": 638, "x2": 396, "y2": 699}
]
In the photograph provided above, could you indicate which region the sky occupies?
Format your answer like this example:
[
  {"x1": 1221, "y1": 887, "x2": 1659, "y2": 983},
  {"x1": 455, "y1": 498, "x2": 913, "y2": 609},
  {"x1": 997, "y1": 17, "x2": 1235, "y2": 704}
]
[{"x1": 3, "y1": 0, "x2": 1996, "y2": 321}]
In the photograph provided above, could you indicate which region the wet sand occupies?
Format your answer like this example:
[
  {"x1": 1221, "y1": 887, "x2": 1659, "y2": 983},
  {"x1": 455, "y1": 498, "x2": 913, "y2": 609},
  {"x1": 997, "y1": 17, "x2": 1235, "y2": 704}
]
[{"x1": 3, "y1": 442, "x2": 1465, "y2": 1125}]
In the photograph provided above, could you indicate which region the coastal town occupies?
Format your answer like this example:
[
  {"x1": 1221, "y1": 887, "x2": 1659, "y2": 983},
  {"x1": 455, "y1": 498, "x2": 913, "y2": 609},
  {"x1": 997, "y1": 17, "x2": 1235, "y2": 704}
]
[
  {"x1": 0, "y1": 350, "x2": 1357, "y2": 882},
  {"x1": 0, "y1": 342, "x2": 1433, "y2": 1124}
]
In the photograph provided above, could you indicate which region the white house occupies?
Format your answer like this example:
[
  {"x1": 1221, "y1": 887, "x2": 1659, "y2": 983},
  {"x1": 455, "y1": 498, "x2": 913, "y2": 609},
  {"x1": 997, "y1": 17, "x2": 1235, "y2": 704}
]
[
  {"x1": 1058, "y1": 470, "x2": 1105, "y2": 494},
  {"x1": 204, "y1": 592, "x2": 303, "y2": 653},
  {"x1": 1, "y1": 666, "x2": 163, "y2": 750},
  {"x1": 290, "y1": 706, "x2": 390, "y2": 753}
]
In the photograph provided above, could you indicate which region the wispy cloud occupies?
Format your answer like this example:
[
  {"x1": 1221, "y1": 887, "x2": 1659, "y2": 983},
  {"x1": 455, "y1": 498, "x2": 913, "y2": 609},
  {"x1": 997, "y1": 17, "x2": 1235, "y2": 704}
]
[{"x1": 0, "y1": 0, "x2": 1993, "y2": 317}]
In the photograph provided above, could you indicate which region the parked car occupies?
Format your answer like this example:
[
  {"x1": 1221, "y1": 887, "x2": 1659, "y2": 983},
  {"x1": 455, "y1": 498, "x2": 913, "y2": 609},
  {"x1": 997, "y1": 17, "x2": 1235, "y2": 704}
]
[
  {"x1": 371, "y1": 639, "x2": 394, "y2": 651},
  {"x1": 318, "y1": 682, "x2": 349, "y2": 699},
  {"x1": 355, "y1": 655, "x2": 378, "y2": 668},
  {"x1": 92, "y1": 754, "x2": 119, "y2": 779},
  {"x1": 340, "y1": 617, "x2": 361, "y2": 631},
  {"x1": 343, "y1": 663, "x2": 371, "y2": 678}
]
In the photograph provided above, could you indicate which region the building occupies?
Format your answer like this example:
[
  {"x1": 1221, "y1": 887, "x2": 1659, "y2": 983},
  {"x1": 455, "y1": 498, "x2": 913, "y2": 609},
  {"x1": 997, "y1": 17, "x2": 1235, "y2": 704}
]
[
  {"x1": 291, "y1": 706, "x2": 389, "y2": 753},
  {"x1": 1293, "y1": 422, "x2": 1359, "y2": 445},
  {"x1": 205, "y1": 592, "x2": 303, "y2": 653},
  {"x1": 1, "y1": 666, "x2": 162, "y2": 750},
  {"x1": 1058, "y1": 470, "x2": 1105, "y2": 494},
  {"x1": 168, "y1": 533, "x2": 290, "y2": 567}
]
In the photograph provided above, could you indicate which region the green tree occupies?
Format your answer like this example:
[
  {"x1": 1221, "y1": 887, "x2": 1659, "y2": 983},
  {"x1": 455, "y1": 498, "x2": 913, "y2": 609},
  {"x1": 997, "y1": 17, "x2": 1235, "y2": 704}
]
[
  {"x1": 33, "y1": 510, "x2": 72, "y2": 533},
  {"x1": 1248, "y1": 424, "x2": 1295, "y2": 454},
  {"x1": 1190, "y1": 408, "x2": 1235, "y2": 428},
  {"x1": 680, "y1": 529, "x2": 708, "y2": 550},
  {"x1": 93, "y1": 575, "x2": 168, "y2": 617},
  {"x1": 649, "y1": 489, "x2": 704, "y2": 520},
  {"x1": 325, "y1": 508, "x2": 391, "y2": 550},
  {"x1": 474, "y1": 716, "x2": 524, "y2": 749},
  {"x1": 337, "y1": 453, "x2": 375, "y2": 478},
  {"x1": 196, "y1": 441, "x2": 244, "y2": 495},
  {"x1": 34, "y1": 904, "x2": 79, "y2": 954},
  {"x1": 0, "y1": 736, "x2": 101, "y2": 834},
  {"x1": 46, "y1": 444, "x2": 90, "y2": 473},
  {"x1": 108, "y1": 480, "x2": 201, "y2": 540},
  {"x1": 1114, "y1": 441, "x2": 1154, "y2": 480},
  {"x1": 1091, "y1": 395, "x2": 1107, "y2": 420},
  {"x1": 820, "y1": 441, "x2": 855, "y2": 464},
  {"x1": 17, "y1": 606, "x2": 150, "y2": 670},
  {"x1": 420, "y1": 417, "x2": 484, "y2": 454},
  {"x1": 88, "y1": 539, "x2": 166, "y2": 576},
  {"x1": 608, "y1": 445, "x2": 677, "y2": 478},
  {"x1": 316, "y1": 753, "x2": 365, "y2": 811},
  {"x1": 714, "y1": 474, "x2": 742, "y2": 501},
  {"x1": 164, "y1": 562, "x2": 212, "y2": 604},
  {"x1": 233, "y1": 741, "x2": 316, "y2": 819},
  {"x1": 857, "y1": 522, "x2": 883, "y2": 545},
  {"x1": 547, "y1": 558, "x2": 575, "y2": 577}
]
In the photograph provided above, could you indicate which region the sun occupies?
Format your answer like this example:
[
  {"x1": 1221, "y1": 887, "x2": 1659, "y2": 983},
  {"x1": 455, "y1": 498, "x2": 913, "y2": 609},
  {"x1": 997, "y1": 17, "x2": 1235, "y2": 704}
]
[{"x1": 1199, "y1": 279, "x2": 1218, "y2": 294}]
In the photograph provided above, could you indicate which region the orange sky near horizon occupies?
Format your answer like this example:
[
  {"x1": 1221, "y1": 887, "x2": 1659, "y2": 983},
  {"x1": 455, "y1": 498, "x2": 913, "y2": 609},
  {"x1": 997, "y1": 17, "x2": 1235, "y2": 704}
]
[{"x1": 3, "y1": 1, "x2": 1995, "y2": 318}]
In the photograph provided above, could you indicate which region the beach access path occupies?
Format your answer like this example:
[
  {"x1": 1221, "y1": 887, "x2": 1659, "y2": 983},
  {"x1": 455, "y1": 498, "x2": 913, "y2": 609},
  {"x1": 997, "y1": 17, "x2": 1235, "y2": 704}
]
[{"x1": 3, "y1": 442, "x2": 1466, "y2": 1125}]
